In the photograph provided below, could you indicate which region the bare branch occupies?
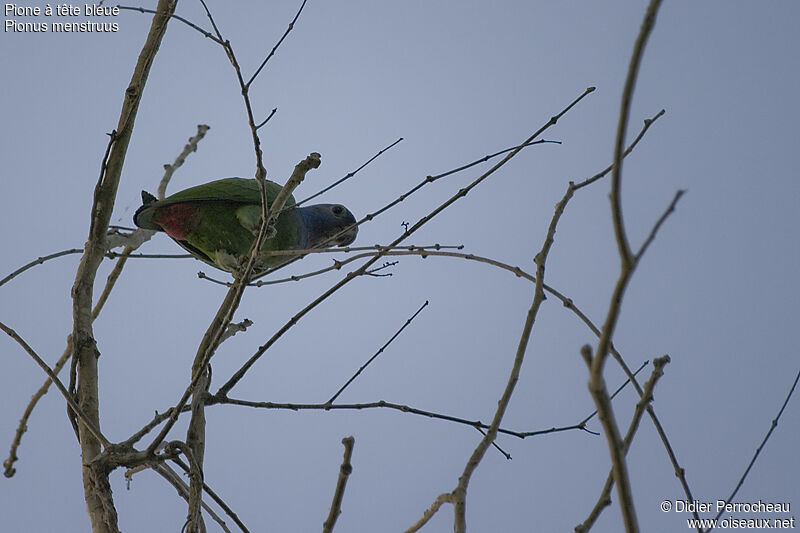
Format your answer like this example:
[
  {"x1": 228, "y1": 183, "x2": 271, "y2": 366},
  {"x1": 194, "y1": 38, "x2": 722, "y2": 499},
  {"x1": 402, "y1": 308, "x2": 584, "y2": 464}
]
[
  {"x1": 164, "y1": 441, "x2": 205, "y2": 532},
  {"x1": 322, "y1": 436, "x2": 355, "y2": 533},
  {"x1": 157, "y1": 124, "x2": 211, "y2": 199},
  {"x1": 150, "y1": 463, "x2": 235, "y2": 533},
  {"x1": 573, "y1": 109, "x2": 665, "y2": 191},
  {"x1": 220, "y1": 319, "x2": 253, "y2": 342},
  {"x1": 327, "y1": 301, "x2": 429, "y2": 404},
  {"x1": 0, "y1": 249, "x2": 83, "y2": 288},
  {"x1": 587, "y1": 187, "x2": 681, "y2": 533},
  {"x1": 70, "y1": 2, "x2": 177, "y2": 530},
  {"x1": 211, "y1": 397, "x2": 592, "y2": 441},
  {"x1": 577, "y1": 355, "x2": 670, "y2": 532},
  {"x1": 246, "y1": 0, "x2": 310, "y2": 88},
  {"x1": 587, "y1": 2, "x2": 664, "y2": 531},
  {"x1": 255, "y1": 107, "x2": 277, "y2": 130},
  {"x1": 405, "y1": 493, "x2": 454, "y2": 533},
  {"x1": 92, "y1": 248, "x2": 133, "y2": 319},
  {"x1": 610, "y1": 0, "x2": 663, "y2": 267},
  {"x1": 474, "y1": 425, "x2": 513, "y2": 459},
  {"x1": 0, "y1": 321, "x2": 108, "y2": 448},
  {"x1": 196, "y1": 245, "x2": 463, "y2": 287},
  {"x1": 119, "y1": 355, "x2": 641, "y2": 458},
  {"x1": 297, "y1": 137, "x2": 404, "y2": 207},
  {"x1": 171, "y1": 456, "x2": 251, "y2": 533},
  {"x1": 118, "y1": 5, "x2": 224, "y2": 44},
  {"x1": 124, "y1": 406, "x2": 187, "y2": 448},
  {"x1": 426, "y1": 139, "x2": 560, "y2": 183},
  {"x1": 4, "y1": 337, "x2": 73, "y2": 477},
  {"x1": 267, "y1": 152, "x2": 321, "y2": 235},
  {"x1": 635, "y1": 190, "x2": 685, "y2": 261},
  {"x1": 705, "y1": 366, "x2": 800, "y2": 532}
]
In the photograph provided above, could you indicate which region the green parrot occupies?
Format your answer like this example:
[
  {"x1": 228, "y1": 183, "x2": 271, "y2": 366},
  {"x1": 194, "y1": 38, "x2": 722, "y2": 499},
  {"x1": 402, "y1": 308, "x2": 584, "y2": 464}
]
[{"x1": 133, "y1": 177, "x2": 357, "y2": 276}]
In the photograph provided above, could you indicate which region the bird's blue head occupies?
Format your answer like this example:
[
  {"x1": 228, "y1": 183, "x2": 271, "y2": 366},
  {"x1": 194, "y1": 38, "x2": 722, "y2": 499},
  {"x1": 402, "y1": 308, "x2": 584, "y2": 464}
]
[{"x1": 298, "y1": 204, "x2": 358, "y2": 248}]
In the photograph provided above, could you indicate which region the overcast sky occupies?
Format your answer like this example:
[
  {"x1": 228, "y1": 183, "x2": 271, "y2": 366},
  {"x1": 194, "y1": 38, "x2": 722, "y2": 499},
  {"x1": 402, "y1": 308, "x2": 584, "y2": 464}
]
[{"x1": 1, "y1": 1, "x2": 798, "y2": 531}]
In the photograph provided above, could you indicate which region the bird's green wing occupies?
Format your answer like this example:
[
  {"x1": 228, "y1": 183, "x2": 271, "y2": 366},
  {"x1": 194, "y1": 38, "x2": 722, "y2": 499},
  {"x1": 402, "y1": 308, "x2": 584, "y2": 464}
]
[{"x1": 156, "y1": 177, "x2": 295, "y2": 207}]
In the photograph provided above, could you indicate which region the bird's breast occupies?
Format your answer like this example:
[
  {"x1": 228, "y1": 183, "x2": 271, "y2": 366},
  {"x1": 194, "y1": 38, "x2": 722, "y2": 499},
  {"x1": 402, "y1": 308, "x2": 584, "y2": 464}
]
[{"x1": 153, "y1": 203, "x2": 196, "y2": 240}]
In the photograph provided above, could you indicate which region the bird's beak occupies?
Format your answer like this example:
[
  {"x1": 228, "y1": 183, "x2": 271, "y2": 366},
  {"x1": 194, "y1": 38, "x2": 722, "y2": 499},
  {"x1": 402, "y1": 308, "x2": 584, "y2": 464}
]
[{"x1": 336, "y1": 225, "x2": 358, "y2": 246}]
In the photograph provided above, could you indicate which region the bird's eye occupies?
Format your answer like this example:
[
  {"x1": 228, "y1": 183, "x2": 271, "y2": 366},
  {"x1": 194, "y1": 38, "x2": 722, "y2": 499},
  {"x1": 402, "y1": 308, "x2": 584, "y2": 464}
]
[{"x1": 332, "y1": 205, "x2": 344, "y2": 216}]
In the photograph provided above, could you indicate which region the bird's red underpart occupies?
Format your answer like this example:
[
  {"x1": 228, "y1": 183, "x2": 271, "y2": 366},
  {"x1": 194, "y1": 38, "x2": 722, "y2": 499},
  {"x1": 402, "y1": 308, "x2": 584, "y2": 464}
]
[{"x1": 153, "y1": 203, "x2": 195, "y2": 240}]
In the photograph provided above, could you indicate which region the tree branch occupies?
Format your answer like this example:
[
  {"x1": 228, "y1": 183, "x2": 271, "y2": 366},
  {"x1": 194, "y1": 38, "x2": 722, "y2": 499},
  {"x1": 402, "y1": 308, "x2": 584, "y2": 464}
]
[
  {"x1": 0, "y1": 322, "x2": 108, "y2": 448},
  {"x1": 70, "y1": 2, "x2": 176, "y2": 531},
  {"x1": 587, "y1": 2, "x2": 664, "y2": 531},
  {"x1": 327, "y1": 301, "x2": 429, "y2": 404},
  {"x1": 322, "y1": 436, "x2": 355, "y2": 533},
  {"x1": 705, "y1": 366, "x2": 800, "y2": 532},
  {"x1": 576, "y1": 355, "x2": 670, "y2": 532}
]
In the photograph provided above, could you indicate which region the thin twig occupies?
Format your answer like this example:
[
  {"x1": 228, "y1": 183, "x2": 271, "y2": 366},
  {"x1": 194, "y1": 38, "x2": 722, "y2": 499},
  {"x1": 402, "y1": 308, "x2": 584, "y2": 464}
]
[
  {"x1": 150, "y1": 463, "x2": 234, "y2": 533},
  {"x1": 474, "y1": 425, "x2": 513, "y2": 459},
  {"x1": 211, "y1": 397, "x2": 592, "y2": 441},
  {"x1": 704, "y1": 366, "x2": 800, "y2": 533},
  {"x1": 580, "y1": 360, "x2": 649, "y2": 426},
  {"x1": 297, "y1": 137, "x2": 404, "y2": 206},
  {"x1": 92, "y1": 247, "x2": 133, "y2": 320},
  {"x1": 117, "y1": 5, "x2": 224, "y2": 44},
  {"x1": 610, "y1": 0, "x2": 663, "y2": 267},
  {"x1": 0, "y1": 249, "x2": 83, "y2": 288},
  {"x1": 195, "y1": 245, "x2": 463, "y2": 287},
  {"x1": 170, "y1": 457, "x2": 249, "y2": 532},
  {"x1": 166, "y1": 440, "x2": 204, "y2": 532},
  {"x1": 255, "y1": 108, "x2": 277, "y2": 130},
  {"x1": 0, "y1": 321, "x2": 108, "y2": 447},
  {"x1": 573, "y1": 109, "x2": 665, "y2": 191},
  {"x1": 576, "y1": 355, "x2": 670, "y2": 532},
  {"x1": 3, "y1": 337, "x2": 73, "y2": 477},
  {"x1": 246, "y1": 0, "x2": 310, "y2": 88},
  {"x1": 426, "y1": 139, "x2": 561, "y2": 183},
  {"x1": 404, "y1": 493, "x2": 454, "y2": 533},
  {"x1": 327, "y1": 301, "x2": 429, "y2": 404},
  {"x1": 635, "y1": 190, "x2": 685, "y2": 261},
  {"x1": 119, "y1": 358, "x2": 641, "y2": 456},
  {"x1": 106, "y1": 251, "x2": 192, "y2": 259},
  {"x1": 158, "y1": 124, "x2": 211, "y2": 199},
  {"x1": 124, "y1": 406, "x2": 187, "y2": 448},
  {"x1": 322, "y1": 436, "x2": 355, "y2": 533}
]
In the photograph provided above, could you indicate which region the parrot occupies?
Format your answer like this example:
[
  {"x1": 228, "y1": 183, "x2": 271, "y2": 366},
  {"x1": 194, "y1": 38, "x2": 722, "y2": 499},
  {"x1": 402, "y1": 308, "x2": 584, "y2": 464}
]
[{"x1": 133, "y1": 177, "x2": 358, "y2": 276}]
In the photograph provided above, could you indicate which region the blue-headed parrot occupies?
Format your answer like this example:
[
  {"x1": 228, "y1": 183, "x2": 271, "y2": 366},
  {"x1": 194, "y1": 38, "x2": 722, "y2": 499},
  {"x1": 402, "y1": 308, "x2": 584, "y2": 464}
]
[{"x1": 134, "y1": 177, "x2": 357, "y2": 276}]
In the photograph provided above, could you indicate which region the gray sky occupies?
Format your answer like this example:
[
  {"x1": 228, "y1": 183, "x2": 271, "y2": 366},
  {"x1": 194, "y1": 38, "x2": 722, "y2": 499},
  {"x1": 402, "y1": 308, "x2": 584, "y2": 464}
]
[{"x1": 1, "y1": 2, "x2": 798, "y2": 531}]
